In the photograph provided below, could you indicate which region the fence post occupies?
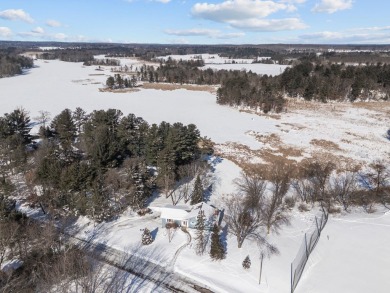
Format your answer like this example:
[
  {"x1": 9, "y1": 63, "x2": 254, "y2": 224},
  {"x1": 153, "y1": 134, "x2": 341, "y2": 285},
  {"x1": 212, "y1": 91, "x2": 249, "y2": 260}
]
[
  {"x1": 315, "y1": 217, "x2": 320, "y2": 236},
  {"x1": 304, "y1": 233, "x2": 309, "y2": 258},
  {"x1": 291, "y1": 263, "x2": 293, "y2": 293}
]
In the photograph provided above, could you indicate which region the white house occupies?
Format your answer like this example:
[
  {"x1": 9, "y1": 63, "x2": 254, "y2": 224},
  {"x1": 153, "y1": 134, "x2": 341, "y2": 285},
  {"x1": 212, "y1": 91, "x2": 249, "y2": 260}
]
[{"x1": 160, "y1": 202, "x2": 220, "y2": 230}]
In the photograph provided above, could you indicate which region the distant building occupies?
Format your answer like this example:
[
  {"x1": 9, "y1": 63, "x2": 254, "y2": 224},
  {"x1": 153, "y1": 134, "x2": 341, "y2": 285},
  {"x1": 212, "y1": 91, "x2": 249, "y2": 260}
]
[{"x1": 160, "y1": 202, "x2": 220, "y2": 230}]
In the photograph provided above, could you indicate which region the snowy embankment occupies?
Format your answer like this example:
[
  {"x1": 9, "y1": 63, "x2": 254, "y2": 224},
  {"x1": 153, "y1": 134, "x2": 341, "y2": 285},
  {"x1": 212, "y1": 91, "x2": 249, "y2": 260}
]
[{"x1": 296, "y1": 209, "x2": 390, "y2": 293}]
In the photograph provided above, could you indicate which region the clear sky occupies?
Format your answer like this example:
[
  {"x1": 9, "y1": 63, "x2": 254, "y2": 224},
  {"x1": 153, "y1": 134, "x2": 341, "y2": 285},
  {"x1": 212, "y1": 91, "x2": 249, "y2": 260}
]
[{"x1": 0, "y1": 0, "x2": 389, "y2": 44}]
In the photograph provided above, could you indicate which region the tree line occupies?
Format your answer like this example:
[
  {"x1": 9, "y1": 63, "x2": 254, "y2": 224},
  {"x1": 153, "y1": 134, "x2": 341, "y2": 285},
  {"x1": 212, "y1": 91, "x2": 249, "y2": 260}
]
[
  {"x1": 0, "y1": 52, "x2": 33, "y2": 78},
  {"x1": 0, "y1": 107, "x2": 207, "y2": 222}
]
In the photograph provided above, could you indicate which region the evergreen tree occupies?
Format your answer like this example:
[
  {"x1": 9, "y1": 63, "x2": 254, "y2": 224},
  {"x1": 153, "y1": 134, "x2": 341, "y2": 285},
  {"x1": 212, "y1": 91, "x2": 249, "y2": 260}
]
[
  {"x1": 72, "y1": 107, "x2": 87, "y2": 134},
  {"x1": 194, "y1": 209, "x2": 206, "y2": 255},
  {"x1": 142, "y1": 228, "x2": 153, "y2": 245},
  {"x1": 51, "y1": 109, "x2": 77, "y2": 155},
  {"x1": 130, "y1": 160, "x2": 150, "y2": 209},
  {"x1": 5, "y1": 107, "x2": 31, "y2": 144},
  {"x1": 106, "y1": 76, "x2": 115, "y2": 88},
  {"x1": 242, "y1": 255, "x2": 251, "y2": 269},
  {"x1": 191, "y1": 175, "x2": 203, "y2": 205},
  {"x1": 209, "y1": 224, "x2": 225, "y2": 260}
]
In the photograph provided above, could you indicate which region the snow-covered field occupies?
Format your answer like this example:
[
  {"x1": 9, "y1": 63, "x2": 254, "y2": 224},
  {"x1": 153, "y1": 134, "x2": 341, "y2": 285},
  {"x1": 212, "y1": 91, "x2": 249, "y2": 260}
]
[
  {"x1": 158, "y1": 53, "x2": 287, "y2": 76},
  {"x1": 2, "y1": 59, "x2": 390, "y2": 293},
  {"x1": 1, "y1": 59, "x2": 388, "y2": 169}
]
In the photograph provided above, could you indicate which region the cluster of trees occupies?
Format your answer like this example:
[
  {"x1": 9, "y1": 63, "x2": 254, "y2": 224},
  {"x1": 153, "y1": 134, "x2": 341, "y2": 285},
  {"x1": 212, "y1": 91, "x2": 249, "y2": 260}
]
[
  {"x1": 39, "y1": 49, "x2": 94, "y2": 63},
  {"x1": 281, "y1": 61, "x2": 390, "y2": 101},
  {"x1": 224, "y1": 159, "x2": 390, "y2": 249},
  {"x1": 194, "y1": 211, "x2": 225, "y2": 261},
  {"x1": 106, "y1": 58, "x2": 286, "y2": 113},
  {"x1": 0, "y1": 213, "x2": 89, "y2": 292},
  {"x1": 217, "y1": 71, "x2": 285, "y2": 113},
  {"x1": 0, "y1": 52, "x2": 33, "y2": 78},
  {"x1": 224, "y1": 163, "x2": 291, "y2": 249},
  {"x1": 293, "y1": 160, "x2": 390, "y2": 213},
  {"x1": 0, "y1": 107, "x2": 206, "y2": 222},
  {"x1": 106, "y1": 74, "x2": 137, "y2": 89},
  {"x1": 0, "y1": 211, "x2": 138, "y2": 293},
  {"x1": 83, "y1": 58, "x2": 120, "y2": 66}
]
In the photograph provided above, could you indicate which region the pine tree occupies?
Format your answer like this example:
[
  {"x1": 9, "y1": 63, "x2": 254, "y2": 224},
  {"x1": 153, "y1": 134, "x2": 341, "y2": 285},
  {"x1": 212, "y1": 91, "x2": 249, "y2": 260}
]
[
  {"x1": 242, "y1": 255, "x2": 251, "y2": 269},
  {"x1": 51, "y1": 109, "x2": 77, "y2": 154},
  {"x1": 194, "y1": 209, "x2": 206, "y2": 255},
  {"x1": 5, "y1": 107, "x2": 31, "y2": 144},
  {"x1": 130, "y1": 160, "x2": 150, "y2": 209},
  {"x1": 191, "y1": 175, "x2": 203, "y2": 205},
  {"x1": 106, "y1": 76, "x2": 115, "y2": 88},
  {"x1": 142, "y1": 228, "x2": 153, "y2": 245},
  {"x1": 72, "y1": 107, "x2": 87, "y2": 134},
  {"x1": 209, "y1": 224, "x2": 225, "y2": 260}
]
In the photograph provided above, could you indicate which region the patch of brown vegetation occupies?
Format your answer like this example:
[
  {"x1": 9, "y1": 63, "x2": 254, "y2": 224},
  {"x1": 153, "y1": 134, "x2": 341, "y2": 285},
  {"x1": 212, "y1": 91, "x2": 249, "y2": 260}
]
[
  {"x1": 345, "y1": 131, "x2": 370, "y2": 141},
  {"x1": 352, "y1": 101, "x2": 390, "y2": 114},
  {"x1": 257, "y1": 149, "x2": 299, "y2": 165},
  {"x1": 281, "y1": 122, "x2": 306, "y2": 130},
  {"x1": 310, "y1": 139, "x2": 342, "y2": 151},
  {"x1": 99, "y1": 88, "x2": 140, "y2": 93},
  {"x1": 252, "y1": 133, "x2": 281, "y2": 147},
  {"x1": 302, "y1": 152, "x2": 361, "y2": 172},
  {"x1": 141, "y1": 82, "x2": 217, "y2": 93},
  {"x1": 238, "y1": 109, "x2": 281, "y2": 120},
  {"x1": 284, "y1": 99, "x2": 347, "y2": 116}
]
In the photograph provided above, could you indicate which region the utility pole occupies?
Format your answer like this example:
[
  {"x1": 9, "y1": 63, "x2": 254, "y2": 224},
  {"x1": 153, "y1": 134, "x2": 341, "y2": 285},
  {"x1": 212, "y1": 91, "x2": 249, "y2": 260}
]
[{"x1": 259, "y1": 252, "x2": 264, "y2": 284}]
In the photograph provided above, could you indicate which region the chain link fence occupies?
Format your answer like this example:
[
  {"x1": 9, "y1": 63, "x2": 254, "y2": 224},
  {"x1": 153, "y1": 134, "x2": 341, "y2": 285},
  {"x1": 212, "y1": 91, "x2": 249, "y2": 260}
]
[{"x1": 291, "y1": 209, "x2": 328, "y2": 293}]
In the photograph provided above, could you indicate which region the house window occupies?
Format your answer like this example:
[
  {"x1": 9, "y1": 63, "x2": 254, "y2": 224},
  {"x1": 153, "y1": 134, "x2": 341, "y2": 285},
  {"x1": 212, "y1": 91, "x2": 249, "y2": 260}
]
[
  {"x1": 167, "y1": 219, "x2": 173, "y2": 223},
  {"x1": 182, "y1": 220, "x2": 188, "y2": 227}
]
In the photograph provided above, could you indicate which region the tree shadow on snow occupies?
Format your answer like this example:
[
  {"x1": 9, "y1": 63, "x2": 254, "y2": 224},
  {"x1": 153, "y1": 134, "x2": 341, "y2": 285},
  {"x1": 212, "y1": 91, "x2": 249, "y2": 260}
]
[{"x1": 150, "y1": 227, "x2": 158, "y2": 240}]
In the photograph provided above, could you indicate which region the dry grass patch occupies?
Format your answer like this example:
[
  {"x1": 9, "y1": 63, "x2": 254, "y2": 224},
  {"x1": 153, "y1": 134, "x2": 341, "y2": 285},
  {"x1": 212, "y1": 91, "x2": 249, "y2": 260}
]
[
  {"x1": 310, "y1": 139, "x2": 342, "y2": 151},
  {"x1": 285, "y1": 99, "x2": 347, "y2": 116},
  {"x1": 305, "y1": 152, "x2": 359, "y2": 171},
  {"x1": 142, "y1": 82, "x2": 217, "y2": 93},
  {"x1": 252, "y1": 133, "x2": 281, "y2": 147},
  {"x1": 238, "y1": 108, "x2": 281, "y2": 119},
  {"x1": 99, "y1": 88, "x2": 140, "y2": 93},
  {"x1": 281, "y1": 122, "x2": 307, "y2": 131},
  {"x1": 352, "y1": 101, "x2": 390, "y2": 114}
]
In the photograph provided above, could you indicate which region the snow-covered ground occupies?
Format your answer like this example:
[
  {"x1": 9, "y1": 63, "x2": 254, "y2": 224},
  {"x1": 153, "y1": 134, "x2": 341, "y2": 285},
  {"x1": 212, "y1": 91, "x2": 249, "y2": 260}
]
[
  {"x1": 2, "y1": 59, "x2": 390, "y2": 293},
  {"x1": 158, "y1": 53, "x2": 287, "y2": 76},
  {"x1": 1, "y1": 59, "x2": 388, "y2": 168},
  {"x1": 158, "y1": 53, "x2": 256, "y2": 64},
  {"x1": 297, "y1": 208, "x2": 390, "y2": 293}
]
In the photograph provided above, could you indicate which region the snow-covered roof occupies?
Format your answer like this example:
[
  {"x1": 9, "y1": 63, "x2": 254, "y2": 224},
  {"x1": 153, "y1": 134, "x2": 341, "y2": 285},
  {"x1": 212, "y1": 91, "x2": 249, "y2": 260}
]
[
  {"x1": 160, "y1": 205, "x2": 191, "y2": 220},
  {"x1": 160, "y1": 202, "x2": 218, "y2": 221}
]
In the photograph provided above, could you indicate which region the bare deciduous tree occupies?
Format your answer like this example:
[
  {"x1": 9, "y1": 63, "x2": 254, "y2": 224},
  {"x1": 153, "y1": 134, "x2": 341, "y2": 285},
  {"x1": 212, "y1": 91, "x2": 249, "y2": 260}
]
[
  {"x1": 34, "y1": 110, "x2": 51, "y2": 128},
  {"x1": 234, "y1": 172, "x2": 267, "y2": 211},
  {"x1": 263, "y1": 163, "x2": 291, "y2": 234},
  {"x1": 328, "y1": 171, "x2": 358, "y2": 211}
]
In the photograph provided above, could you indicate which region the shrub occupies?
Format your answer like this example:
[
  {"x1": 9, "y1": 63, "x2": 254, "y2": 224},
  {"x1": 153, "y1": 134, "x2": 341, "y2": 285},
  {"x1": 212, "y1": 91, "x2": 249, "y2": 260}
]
[
  {"x1": 284, "y1": 196, "x2": 296, "y2": 209},
  {"x1": 298, "y1": 202, "x2": 309, "y2": 212},
  {"x1": 142, "y1": 228, "x2": 153, "y2": 245},
  {"x1": 242, "y1": 255, "x2": 251, "y2": 269}
]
